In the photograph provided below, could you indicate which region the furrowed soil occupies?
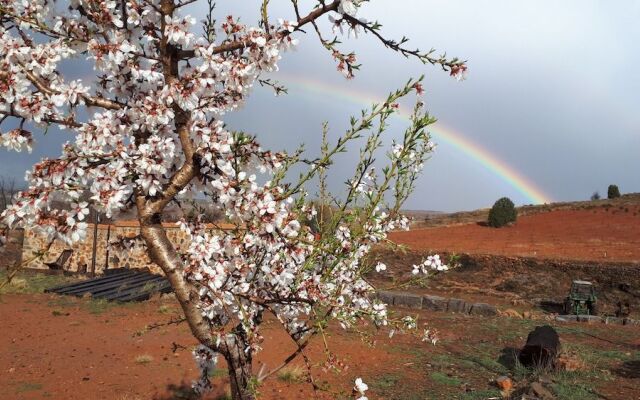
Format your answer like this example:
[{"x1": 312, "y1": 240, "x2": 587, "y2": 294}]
[{"x1": 1, "y1": 291, "x2": 639, "y2": 400}]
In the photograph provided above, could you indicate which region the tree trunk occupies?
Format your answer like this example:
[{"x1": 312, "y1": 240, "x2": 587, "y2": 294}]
[
  {"x1": 139, "y1": 222, "x2": 216, "y2": 348},
  {"x1": 224, "y1": 333, "x2": 255, "y2": 400}
]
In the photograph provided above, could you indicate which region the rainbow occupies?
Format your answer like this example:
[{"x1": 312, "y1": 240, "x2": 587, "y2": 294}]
[{"x1": 276, "y1": 74, "x2": 552, "y2": 205}]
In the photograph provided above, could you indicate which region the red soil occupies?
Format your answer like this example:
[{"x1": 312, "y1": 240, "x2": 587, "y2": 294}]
[
  {"x1": 390, "y1": 207, "x2": 640, "y2": 263},
  {"x1": 2, "y1": 293, "x2": 639, "y2": 400},
  {"x1": 0, "y1": 294, "x2": 399, "y2": 400}
]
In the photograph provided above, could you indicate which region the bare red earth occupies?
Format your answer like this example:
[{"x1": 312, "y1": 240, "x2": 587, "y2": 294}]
[
  {"x1": 2, "y1": 293, "x2": 639, "y2": 400},
  {"x1": 390, "y1": 207, "x2": 640, "y2": 263},
  {"x1": 0, "y1": 294, "x2": 400, "y2": 400}
]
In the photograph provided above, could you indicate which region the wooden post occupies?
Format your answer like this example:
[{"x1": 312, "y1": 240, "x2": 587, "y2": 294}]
[
  {"x1": 90, "y1": 211, "x2": 100, "y2": 276},
  {"x1": 104, "y1": 224, "x2": 111, "y2": 271}
]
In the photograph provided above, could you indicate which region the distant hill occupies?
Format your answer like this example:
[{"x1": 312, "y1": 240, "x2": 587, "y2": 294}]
[{"x1": 412, "y1": 193, "x2": 640, "y2": 228}]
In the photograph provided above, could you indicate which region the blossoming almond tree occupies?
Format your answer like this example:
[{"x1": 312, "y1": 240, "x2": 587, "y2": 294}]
[{"x1": 0, "y1": 0, "x2": 466, "y2": 398}]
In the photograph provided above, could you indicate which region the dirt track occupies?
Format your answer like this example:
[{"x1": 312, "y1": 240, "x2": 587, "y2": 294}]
[{"x1": 390, "y1": 206, "x2": 640, "y2": 263}]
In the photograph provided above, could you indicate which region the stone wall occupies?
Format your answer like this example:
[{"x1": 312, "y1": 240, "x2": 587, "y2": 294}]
[{"x1": 21, "y1": 222, "x2": 193, "y2": 274}]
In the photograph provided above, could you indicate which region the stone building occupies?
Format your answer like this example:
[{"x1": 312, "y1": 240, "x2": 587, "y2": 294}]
[{"x1": 21, "y1": 221, "x2": 230, "y2": 274}]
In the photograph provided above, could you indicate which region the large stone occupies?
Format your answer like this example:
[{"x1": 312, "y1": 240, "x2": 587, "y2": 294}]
[
  {"x1": 577, "y1": 315, "x2": 601, "y2": 324},
  {"x1": 555, "y1": 315, "x2": 577, "y2": 323},
  {"x1": 556, "y1": 354, "x2": 585, "y2": 372},
  {"x1": 376, "y1": 290, "x2": 396, "y2": 306},
  {"x1": 422, "y1": 295, "x2": 448, "y2": 311},
  {"x1": 495, "y1": 376, "x2": 513, "y2": 392},
  {"x1": 469, "y1": 303, "x2": 498, "y2": 316},
  {"x1": 603, "y1": 317, "x2": 624, "y2": 325},
  {"x1": 392, "y1": 292, "x2": 423, "y2": 309},
  {"x1": 501, "y1": 308, "x2": 523, "y2": 319},
  {"x1": 529, "y1": 382, "x2": 555, "y2": 400},
  {"x1": 447, "y1": 298, "x2": 469, "y2": 313}
]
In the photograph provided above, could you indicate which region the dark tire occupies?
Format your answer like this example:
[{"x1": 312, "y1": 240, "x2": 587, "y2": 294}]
[{"x1": 589, "y1": 303, "x2": 598, "y2": 316}]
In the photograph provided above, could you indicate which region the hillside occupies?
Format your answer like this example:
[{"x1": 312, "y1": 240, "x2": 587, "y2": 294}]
[
  {"x1": 393, "y1": 193, "x2": 640, "y2": 263},
  {"x1": 413, "y1": 192, "x2": 640, "y2": 228}
]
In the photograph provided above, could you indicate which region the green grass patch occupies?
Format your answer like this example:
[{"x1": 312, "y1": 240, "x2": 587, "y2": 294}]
[
  {"x1": 134, "y1": 354, "x2": 154, "y2": 365},
  {"x1": 460, "y1": 389, "x2": 502, "y2": 399},
  {"x1": 464, "y1": 354, "x2": 509, "y2": 374},
  {"x1": 370, "y1": 373, "x2": 401, "y2": 390},
  {"x1": 387, "y1": 343, "x2": 428, "y2": 359},
  {"x1": 16, "y1": 382, "x2": 43, "y2": 393},
  {"x1": 551, "y1": 381, "x2": 598, "y2": 400},
  {"x1": 86, "y1": 298, "x2": 113, "y2": 315},
  {"x1": 157, "y1": 304, "x2": 173, "y2": 314},
  {"x1": 429, "y1": 371, "x2": 461, "y2": 387},
  {"x1": 208, "y1": 368, "x2": 228, "y2": 379},
  {"x1": 429, "y1": 353, "x2": 457, "y2": 368},
  {"x1": 276, "y1": 366, "x2": 305, "y2": 383},
  {"x1": 0, "y1": 271, "x2": 77, "y2": 295}
]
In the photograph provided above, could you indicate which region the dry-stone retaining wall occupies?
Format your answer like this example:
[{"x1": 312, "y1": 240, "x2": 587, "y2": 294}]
[
  {"x1": 376, "y1": 290, "x2": 639, "y2": 326},
  {"x1": 21, "y1": 222, "x2": 193, "y2": 274},
  {"x1": 375, "y1": 290, "x2": 498, "y2": 316}
]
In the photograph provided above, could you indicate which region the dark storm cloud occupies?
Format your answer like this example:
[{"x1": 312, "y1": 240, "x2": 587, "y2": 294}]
[{"x1": 2, "y1": 1, "x2": 638, "y2": 211}]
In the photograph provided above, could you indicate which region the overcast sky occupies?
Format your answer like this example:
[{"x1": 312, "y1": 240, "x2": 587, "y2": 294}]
[{"x1": 2, "y1": 1, "x2": 639, "y2": 211}]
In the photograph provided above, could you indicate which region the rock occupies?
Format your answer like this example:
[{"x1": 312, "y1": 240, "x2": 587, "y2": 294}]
[
  {"x1": 376, "y1": 291, "x2": 395, "y2": 306},
  {"x1": 447, "y1": 298, "x2": 469, "y2": 313},
  {"x1": 555, "y1": 315, "x2": 577, "y2": 323},
  {"x1": 501, "y1": 309, "x2": 523, "y2": 319},
  {"x1": 469, "y1": 303, "x2": 498, "y2": 316},
  {"x1": 422, "y1": 295, "x2": 448, "y2": 311},
  {"x1": 577, "y1": 315, "x2": 601, "y2": 324},
  {"x1": 537, "y1": 374, "x2": 553, "y2": 384},
  {"x1": 603, "y1": 317, "x2": 624, "y2": 325},
  {"x1": 530, "y1": 382, "x2": 555, "y2": 399},
  {"x1": 623, "y1": 318, "x2": 640, "y2": 326},
  {"x1": 392, "y1": 292, "x2": 423, "y2": 309},
  {"x1": 556, "y1": 354, "x2": 584, "y2": 372},
  {"x1": 519, "y1": 325, "x2": 561, "y2": 368},
  {"x1": 495, "y1": 376, "x2": 513, "y2": 392}
]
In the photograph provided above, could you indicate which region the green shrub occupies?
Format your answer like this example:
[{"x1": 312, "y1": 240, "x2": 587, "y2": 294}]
[
  {"x1": 590, "y1": 191, "x2": 600, "y2": 201},
  {"x1": 488, "y1": 197, "x2": 517, "y2": 228},
  {"x1": 607, "y1": 184, "x2": 621, "y2": 199}
]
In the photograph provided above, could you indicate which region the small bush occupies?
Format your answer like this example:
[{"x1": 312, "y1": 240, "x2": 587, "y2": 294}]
[
  {"x1": 276, "y1": 366, "x2": 305, "y2": 383},
  {"x1": 488, "y1": 197, "x2": 517, "y2": 228},
  {"x1": 134, "y1": 354, "x2": 154, "y2": 365},
  {"x1": 590, "y1": 191, "x2": 600, "y2": 201},
  {"x1": 607, "y1": 184, "x2": 621, "y2": 199}
]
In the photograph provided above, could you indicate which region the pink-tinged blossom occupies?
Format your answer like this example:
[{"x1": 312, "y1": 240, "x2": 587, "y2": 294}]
[
  {"x1": 1, "y1": 129, "x2": 33, "y2": 153},
  {"x1": 450, "y1": 63, "x2": 468, "y2": 81},
  {"x1": 164, "y1": 15, "x2": 197, "y2": 48}
]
